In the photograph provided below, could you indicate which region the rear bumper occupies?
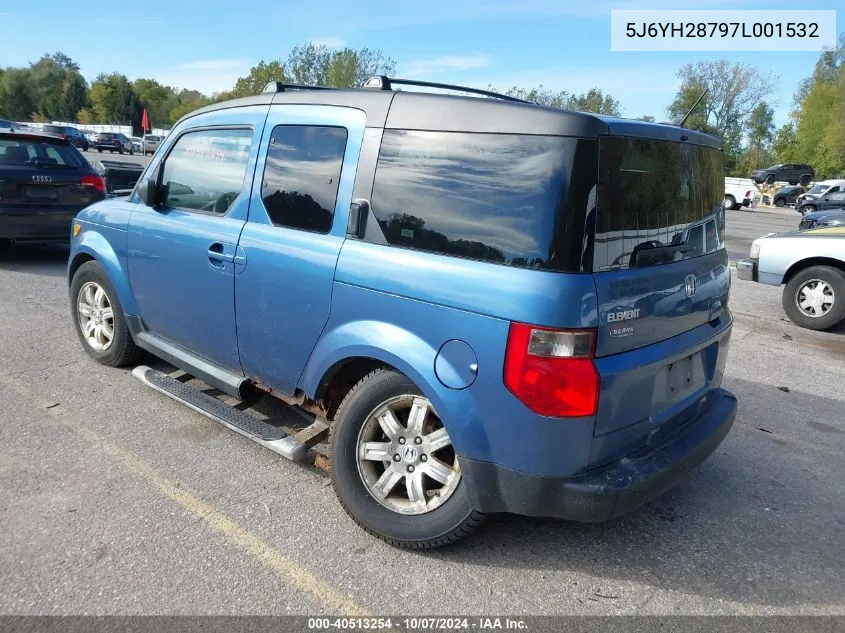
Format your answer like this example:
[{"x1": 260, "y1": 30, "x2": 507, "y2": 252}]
[
  {"x1": 459, "y1": 388, "x2": 736, "y2": 521},
  {"x1": 0, "y1": 208, "x2": 77, "y2": 242},
  {"x1": 736, "y1": 258, "x2": 758, "y2": 282}
]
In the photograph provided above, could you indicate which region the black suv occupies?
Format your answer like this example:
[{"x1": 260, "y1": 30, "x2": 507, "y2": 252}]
[
  {"x1": 92, "y1": 132, "x2": 133, "y2": 154},
  {"x1": 41, "y1": 125, "x2": 89, "y2": 151},
  {"x1": 772, "y1": 185, "x2": 803, "y2": 207},
  {"x1": 751, "y1": 163, "x2": 814, "y2": 186}
]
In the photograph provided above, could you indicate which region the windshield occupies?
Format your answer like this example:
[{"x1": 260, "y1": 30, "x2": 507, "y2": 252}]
[
  {"x1": 806, "y1": 185, "x2": 828, "y2": 195},
  {"x1": 594, "y1": 136, "x2": 725, "y2": 270}
]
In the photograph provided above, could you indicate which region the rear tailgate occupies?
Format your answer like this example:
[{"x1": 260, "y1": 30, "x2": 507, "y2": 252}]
[
  {"x1": 589, "y1": 134, "x2": 732, "y2": 465},
  {"x1": 0, "y1": 135, "x2": 103, "y2": 237}
]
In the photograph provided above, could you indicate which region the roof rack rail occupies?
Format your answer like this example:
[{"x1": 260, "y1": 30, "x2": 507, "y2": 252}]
[
  {"x1": 261, "y1": 81, "x2": 336, "y2": 94},
  {"x1": 361, "y1": 76, "x2": 528, "y2": 104}
]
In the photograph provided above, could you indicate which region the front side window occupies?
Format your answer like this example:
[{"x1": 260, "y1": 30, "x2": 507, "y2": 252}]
[
  {"x1": 161, "y1": 128, "x2": 253, "y2": 215},
  {"x1": 260, "y1": 125, "x2": 347, "y2": 233},
  {"x1": 369, "y1": 129, "x2": 596, "y2": 271}
]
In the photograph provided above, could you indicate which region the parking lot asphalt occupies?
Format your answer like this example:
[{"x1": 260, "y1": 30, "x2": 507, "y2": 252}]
[
  {"x1": 0, "y1": 211, "x2": 843, "y2": 616},
  {"x1": 82, "y1": 147, "x2": 151, "y2": 171},
  {"x1": 724, "y1": 204, "x2": 802, "y2": 263}
]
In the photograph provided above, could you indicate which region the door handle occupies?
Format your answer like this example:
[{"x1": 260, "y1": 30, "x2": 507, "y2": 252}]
[{"x1": 208, "y1": 243, "x2": 235, "y2": 263}]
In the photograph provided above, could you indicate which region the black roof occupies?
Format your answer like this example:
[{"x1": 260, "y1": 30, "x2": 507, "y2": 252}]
[{"x1": 179, "y1": 81, "x2": 721, "y2": 148}]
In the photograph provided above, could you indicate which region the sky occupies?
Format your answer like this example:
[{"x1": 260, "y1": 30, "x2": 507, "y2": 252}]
[{"x1": 0, "y1": 0, "x2": 841, "y2": 127}]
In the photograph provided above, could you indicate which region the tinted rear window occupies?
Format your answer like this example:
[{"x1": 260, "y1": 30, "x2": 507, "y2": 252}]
[
  {"x1": 0, "y1": 138, "x2": 82, "y2": 167},
  {"x1": 593, "y1": 136, "x2": 725, "y2": 271},
  {"x1": 369, "y1": 129, "x2": 597, "y2": 272},
  {"x1": 42, "y1": 126, "x2": 63, "y2": 134}
]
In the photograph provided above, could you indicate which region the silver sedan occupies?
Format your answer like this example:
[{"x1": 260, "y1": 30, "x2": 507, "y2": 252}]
[{"x1": 737, "y1": 227, "x2": 845, "y2": 330}]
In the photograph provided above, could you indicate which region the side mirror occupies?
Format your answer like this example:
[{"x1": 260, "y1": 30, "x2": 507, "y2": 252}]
[
  {"x1": 137, "y1": 177, "x2": 160, "y2": 208},
  {"x1": 347, "y1": 198, "x2": 370, "y2": 238}
]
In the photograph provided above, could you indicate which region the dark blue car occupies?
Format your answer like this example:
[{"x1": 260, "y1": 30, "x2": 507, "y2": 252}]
[{"x1": 66, "y1": 77, "x2": 736, "y2": 548}]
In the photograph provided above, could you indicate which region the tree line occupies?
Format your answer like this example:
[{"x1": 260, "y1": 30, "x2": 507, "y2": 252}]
[{"x1": 0, "y1": 37, "x2": 842, "y2": 178}]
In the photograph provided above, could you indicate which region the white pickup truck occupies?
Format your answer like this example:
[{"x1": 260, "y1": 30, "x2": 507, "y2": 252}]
[{"x1": 724, "y1": 177, "x2": 757, "y2": 210}]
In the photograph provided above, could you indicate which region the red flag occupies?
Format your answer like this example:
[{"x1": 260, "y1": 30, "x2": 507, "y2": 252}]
[{"x1": 141, "y1": 108, "x2": 150, "y2": 132}]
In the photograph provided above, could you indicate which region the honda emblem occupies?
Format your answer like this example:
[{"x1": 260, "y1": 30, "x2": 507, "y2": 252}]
[{"x1": 685, "y1": 274, "x2": 696, "y2": 298}]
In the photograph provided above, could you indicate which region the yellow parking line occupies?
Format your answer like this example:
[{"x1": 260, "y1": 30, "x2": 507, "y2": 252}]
[{"x1": 0, "y1": 370, "x2": 367, "y2": 616}]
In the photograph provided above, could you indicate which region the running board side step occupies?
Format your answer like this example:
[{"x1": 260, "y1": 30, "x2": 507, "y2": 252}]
[{"x1": 132, "y1": 366, "x2": 329, "y2": 462}]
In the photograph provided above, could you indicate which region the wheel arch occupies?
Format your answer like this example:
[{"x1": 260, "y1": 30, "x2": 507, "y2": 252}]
[
  {"x1": 69, "y1": 232, "x2": 138, "y2": 316},
  {"x1": 300, "y1": 320, "x2": 471, "y2": 450},
  {"x1": 783, "y1": 257, "x2": 845, "y2": 285}
]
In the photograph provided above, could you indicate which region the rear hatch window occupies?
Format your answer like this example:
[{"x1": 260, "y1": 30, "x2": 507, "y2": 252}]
[
  {"x1": 0, "y1": 137, "x2": 83, "y2": 168},
  {"x1": 592, "y1": 136, "x2": 728, "y2": 357}
]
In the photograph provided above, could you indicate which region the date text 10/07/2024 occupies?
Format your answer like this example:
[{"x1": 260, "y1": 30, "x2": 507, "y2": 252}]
[{"x1": 307, "y1": 617, "x2": 528, "y2": 630}]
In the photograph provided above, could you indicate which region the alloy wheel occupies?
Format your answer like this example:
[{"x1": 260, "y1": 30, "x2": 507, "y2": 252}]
[
  {"x1": 356, "y1": 395, "x2": 461, "y2": 516},
  {"x1": 77, "y1": 281, "x2": 115, "y2": 351}
]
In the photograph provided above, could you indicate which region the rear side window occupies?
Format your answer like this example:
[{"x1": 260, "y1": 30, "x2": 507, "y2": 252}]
[
  {"x1": 369, "y1": 130, "x2": 596, "y2": 271},
  {"x1": 0, "y1": 138, "x2": 82, "y2": 167},
  {"x1": 161, "y1": 128, "x2": 253, "y2": 215},
  {"x1": 261, "y1": 125, "x2": 347, "y2": 234}
]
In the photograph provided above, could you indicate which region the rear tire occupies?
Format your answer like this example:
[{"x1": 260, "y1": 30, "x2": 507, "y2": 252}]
[
  {"x1": 782, "y1": 266, "x2": 845, "y2": 331},
  {"x1": 723, "y1": 195, "x2": 737, "y2": 211},
  {"x1": 800, "y1": 175, "x2": 811, "y2": 187},
  {"x1": 97, "y1": 148, "x2": 102, "y2": 153},
  {"x1": 70, "y1": 261, "x2": 142, "y2": 367},
  {"x1": 765, "y1": 174, "x2": 776, "y2": 185},
  {"x1": 775, "y1": 198, "x2": 785, "y2": 208},
  {"x1": 330, "y1": 368, "x2": 485, "y2": 549}
]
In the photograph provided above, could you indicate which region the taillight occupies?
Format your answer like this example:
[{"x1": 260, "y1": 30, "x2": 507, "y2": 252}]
[
  {"x1": 81, "y1": 174, "x2": 106, "y2": 193},
  {"x1": 503, "y1": 322, "x2": 599, "y2": 417},
  {"x1": 745, "y1": 190, "x2": 751, "y2": 198}
]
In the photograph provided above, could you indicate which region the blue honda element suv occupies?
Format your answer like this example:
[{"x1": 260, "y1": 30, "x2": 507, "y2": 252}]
[{"x1": 67, "y1": 76, "x2": 736, "y2": 548}]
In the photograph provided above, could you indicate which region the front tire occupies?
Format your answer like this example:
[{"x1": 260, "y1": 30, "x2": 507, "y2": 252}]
[
  {"x1": 775, "y1": 198, "x2": 785, "y2": 208},
  {"x1": 765, "y1": 174, "x2": 776, "y2": 185},
  {"x1": 782, "y1": 265, "x2": 845, "y2": 331},
  {"x1": 800, "y1": 175, "x2": 811, "y2": 187},
  {"x1": 802, "y1": 205, "x2": 816, "y2": 215},
  {"x1": 330, "y1": 368, "x2": 484, "y2": 549},
  {"x1": 70, "y1": 261, "x2": 141, "y2": 367}
]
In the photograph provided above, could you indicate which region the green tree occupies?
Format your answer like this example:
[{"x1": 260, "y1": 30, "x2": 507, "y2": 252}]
[
  {"x1": 286, "y1": 43, "x2": 396, "y2": 88},
  {"x1": 133, "y1": 78, "x2": 175, "y2": 127},
  {"x1": 167, "y1": 89, "x2": 212, "y2": 124},
  {"x1": 737, "y1": 101, "x2": 776, "y2": 175},
  {"x1": 667, "y1": 60, "x2": 774, "y2": 174},
  {"x1": 59, "y1": 72, "x2": 89, "y2": 121},
  {"x1": 89, "y1": 73, "x2": 144, "y2": 126},
  {"x1": 791, "y1": 33, "x2": 844, "y2": 178},
  {"x1": 0, "y1": 68, "x2": 35, "y2": 119},
  {"x1": 772, "y1": 123, "x2": 797, "y2": 162},
  {"x1": 223, "y1": 60, "x2": 287, "y2": 99},
  {"x1": 667, "y1": 61, "x2": 773, "y2": 133},
  {"x1": 496, "y1": 85, "x2": 622, "y2": 115},
  {"x1": 223, "y1": 42, "x2": 397, "y2": 99}
]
